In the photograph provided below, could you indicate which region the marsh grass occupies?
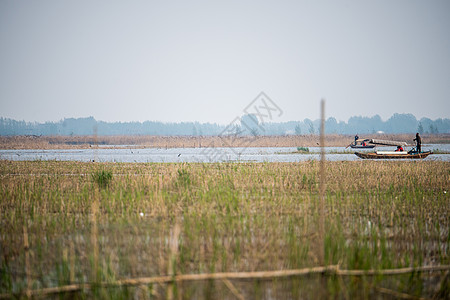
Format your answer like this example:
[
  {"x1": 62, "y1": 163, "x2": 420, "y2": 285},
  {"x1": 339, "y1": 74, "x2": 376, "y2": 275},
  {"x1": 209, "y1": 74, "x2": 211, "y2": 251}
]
[
  {"x1": 0, "y1": 160, "x2": 448, "y2": 298},
  {"x1": 296, "y1": 146, "x2": 310, "y2": 153},
  {"x1": 1, "y1": 133, "x2": 449, "y2": 149},
  {"x1": 92, "y1": 169, "x2": 113, "y2": 188}
]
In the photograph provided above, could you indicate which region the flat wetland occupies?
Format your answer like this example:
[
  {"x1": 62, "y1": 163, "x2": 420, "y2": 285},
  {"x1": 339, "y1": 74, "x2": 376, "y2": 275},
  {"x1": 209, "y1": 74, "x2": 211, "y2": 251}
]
[
  {"x1": 1, "y1": 160, "x2": 449, "y2": 299},
  {"x1": 2, "y1": 133, "x2": 450, "y2": 149}
]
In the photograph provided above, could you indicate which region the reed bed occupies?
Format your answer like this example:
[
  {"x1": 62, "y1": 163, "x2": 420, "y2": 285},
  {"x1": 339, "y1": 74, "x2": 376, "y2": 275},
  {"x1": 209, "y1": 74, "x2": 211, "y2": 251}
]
[
  {"x1": 0, "y1": 160, "x2": 449, "y2": 299},
  {"x1": 1, "y1": 133, "x2": 449, "y2": 149}
]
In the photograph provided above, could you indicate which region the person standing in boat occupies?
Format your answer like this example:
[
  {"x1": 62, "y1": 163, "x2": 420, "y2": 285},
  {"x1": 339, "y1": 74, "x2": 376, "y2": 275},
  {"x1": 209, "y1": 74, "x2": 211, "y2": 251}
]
[
  {"x1": 413, "y1": 132, "x2": 422, "y2": 153},
  {"x1": 354, "y1": 134, "x2": 359, "y2": 144}
]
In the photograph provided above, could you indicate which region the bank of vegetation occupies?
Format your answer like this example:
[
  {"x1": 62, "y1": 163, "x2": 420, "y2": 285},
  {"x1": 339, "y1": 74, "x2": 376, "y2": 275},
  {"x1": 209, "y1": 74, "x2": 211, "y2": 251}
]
[
  {"x1": 1, "y1": 133, "x2": 449, "y2": 150},
  {"x1": 1, "y1": 161, "x2": 448, "y2": 298}
]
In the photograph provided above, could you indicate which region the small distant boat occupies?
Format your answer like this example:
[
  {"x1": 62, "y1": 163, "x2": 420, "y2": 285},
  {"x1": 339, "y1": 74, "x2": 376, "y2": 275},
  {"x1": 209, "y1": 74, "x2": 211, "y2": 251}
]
[
  {"x1": 350, "y1": 143, "x2": 375, "y2": 149},
  {"x1": 355, "y1": 150, "x2": 432, "y2": 159},
  {"x1": 351, "y1": 144, "x2": 376, "y2": 149},
  {"x1": 348, "y1": 139, "x2": 375, "y2": 149}
]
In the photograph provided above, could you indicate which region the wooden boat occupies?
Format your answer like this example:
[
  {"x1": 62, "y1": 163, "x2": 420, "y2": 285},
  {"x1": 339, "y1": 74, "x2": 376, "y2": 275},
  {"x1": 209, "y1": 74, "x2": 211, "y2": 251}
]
[
  {"x1": 350, "y1": 144, "x2": 375, "y2": 149},
  {"x1": 354, "y1": 139, "x2": 432, "y2": 159},
  {"x1": 349, "y1": 139, "x2": 375, "y2": 149},
  {"x1": 355, "y1": 150, "x2": 432, "y2": 159}
]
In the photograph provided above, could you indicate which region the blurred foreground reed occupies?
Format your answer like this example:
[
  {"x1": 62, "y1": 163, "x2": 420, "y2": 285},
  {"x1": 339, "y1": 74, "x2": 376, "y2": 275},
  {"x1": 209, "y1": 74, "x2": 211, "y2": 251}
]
[{"x1": 0, "y1": 160, "x2": 448, "y2": 298}]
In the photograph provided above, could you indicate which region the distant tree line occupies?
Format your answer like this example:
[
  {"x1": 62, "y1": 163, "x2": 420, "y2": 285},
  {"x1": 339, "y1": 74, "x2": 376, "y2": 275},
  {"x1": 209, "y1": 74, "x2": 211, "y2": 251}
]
[{"x1": 0, "y1": 114, "x2": 449, "y2": 136}]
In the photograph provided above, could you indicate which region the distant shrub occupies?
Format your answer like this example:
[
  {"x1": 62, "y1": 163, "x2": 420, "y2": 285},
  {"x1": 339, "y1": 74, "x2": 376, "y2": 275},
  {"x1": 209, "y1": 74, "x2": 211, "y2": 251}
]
[
  {"x1": 297, "y1": 147, "x2": 310, "y2": 153},
  {"x1": 92, "y1": 169, "x2": 113, "y2": 188}
]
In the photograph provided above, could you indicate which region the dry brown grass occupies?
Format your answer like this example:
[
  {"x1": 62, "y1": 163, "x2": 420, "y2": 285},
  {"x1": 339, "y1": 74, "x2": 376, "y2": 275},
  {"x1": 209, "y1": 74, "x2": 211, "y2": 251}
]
[
  {"x1": 0, "y1": 160, "x2": 449, "y2": 298},
  {"x1": 1, "y1": 133, "x2": 449, "y2": 149}
]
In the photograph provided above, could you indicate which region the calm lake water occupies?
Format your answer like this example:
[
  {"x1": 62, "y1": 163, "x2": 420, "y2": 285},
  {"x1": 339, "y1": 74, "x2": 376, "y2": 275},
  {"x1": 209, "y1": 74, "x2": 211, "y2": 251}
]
[{"x1": 1, "y1": 144, "x2": 449, "y2": 162}]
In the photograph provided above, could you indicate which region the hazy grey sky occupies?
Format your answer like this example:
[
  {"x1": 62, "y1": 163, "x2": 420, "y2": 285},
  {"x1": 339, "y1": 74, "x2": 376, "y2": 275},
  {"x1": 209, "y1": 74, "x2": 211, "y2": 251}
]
[{"x1": 1, "y1": 0, "x2": 449, "y2": 124}]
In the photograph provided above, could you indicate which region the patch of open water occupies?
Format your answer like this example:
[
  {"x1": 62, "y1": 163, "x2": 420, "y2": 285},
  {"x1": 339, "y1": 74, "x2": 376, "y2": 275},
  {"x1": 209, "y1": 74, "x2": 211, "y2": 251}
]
[{"x1": 0, "y1": 144, "x2": 449, "y2": 162}]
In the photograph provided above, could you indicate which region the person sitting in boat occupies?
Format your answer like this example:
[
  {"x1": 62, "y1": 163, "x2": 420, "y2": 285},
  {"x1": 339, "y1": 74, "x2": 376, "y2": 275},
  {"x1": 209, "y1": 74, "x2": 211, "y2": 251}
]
[
  {"x1": 362, "y1": 141, "x2": 367, "y2": 146},
  {"x1": 395, "y1": 146, "x2": 404, "y2": 152}
]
